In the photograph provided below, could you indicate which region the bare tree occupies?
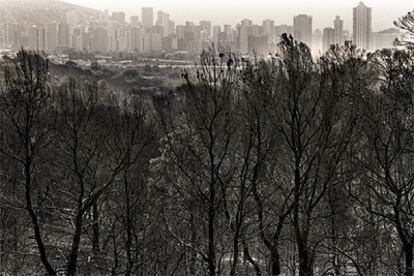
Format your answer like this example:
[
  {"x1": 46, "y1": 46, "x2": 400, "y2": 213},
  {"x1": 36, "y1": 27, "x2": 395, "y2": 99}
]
[
  {"x1": 104, "y1": 97, "x2": 158, "y2": 275},
  {"x1": 276, "y1": 35, "x2": 357, "y2": 276},
  {"x1": 240, "y1": 55, "x2": 295, "y2": 276},
  {"x1": 0, "y1": 50, "x2": 57, "y2": 275},
  {"x1": 355, "y1": 48, "x2": 414, "y2": 276},
  {"x1": 53, "y1": 79, "x2": 128, "y2": 275},
  {"x1": 155, "y1": 47, "x2": 240, "y2": 276}
]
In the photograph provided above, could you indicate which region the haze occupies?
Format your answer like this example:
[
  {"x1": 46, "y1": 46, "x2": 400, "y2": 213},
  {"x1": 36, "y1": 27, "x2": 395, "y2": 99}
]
[{"x1": 61, "y1": 0, "x2": 413, "y2": 31}]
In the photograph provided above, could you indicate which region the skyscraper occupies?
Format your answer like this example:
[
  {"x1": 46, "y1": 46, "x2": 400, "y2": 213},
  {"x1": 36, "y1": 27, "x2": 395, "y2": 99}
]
[
  {"x1": 224, "y1": 25, "x2": 232, "y2": 35},
  {"x1": 263, "y1": 19, "x2": 275, "y2": 43},
  {"x1": 199, "y1": 21, "x2": 212, "y2": 36},
  {"x1": 293, "y1": 14, "x2": 312, "y2": 47},
  {"x1": 373, "y1": 28, "x2": 400, "y2": 50},
  {"x1": 142, "y1": 7, "x2": 154, "y2": 32},
  {"x1": 323, "y1": 27, "x2": 335, "y2": 52},
  {"x1": 112, "y1": 12, "x2": 126, "y2": 24},
  {"x1": 28, "y1": 25, "x2": 46, "y2": 51},
  {"x1": 275, "y1": 25, "x2": 293, "y2": 37},
  {"x1": 46, "y1": 23, "x2": 57, "y2": 53},
  {"x1": 129, "y1": 26, "x2": 143, "y2": 52},
  {"x1": 91, "y1": 27, "x2": 108, "y2": 52},
  {"x1": 353, "y1": 2, "x2": 372, "y2": 50},
  {"x1": 72, "y1": 27, "x2": 83, "y2": 51},
  {"x1": 57, "y1": 19, "x2": 70, "y2": 48},
  {"x1": 239, "y1": 19, "x2": 253, "y2": 54},
  {"x1": 312, "y1": 29, "x2": 323, "y2": 54},
  {"x1": 212, "y1": 25, "x2": 221, "y2": 45},
  {"x1": 130, "y1": 16, "x2": 140, "y2": 27},
  {"x1": 224, "y1": 24, "x2": 233, "y2": 42},
  {"x1": 156, "y1": 11, "x2": 170, "y2": 37},
  {"x1": 334, "y1": 16, "x2": 344, "y2": 45}
]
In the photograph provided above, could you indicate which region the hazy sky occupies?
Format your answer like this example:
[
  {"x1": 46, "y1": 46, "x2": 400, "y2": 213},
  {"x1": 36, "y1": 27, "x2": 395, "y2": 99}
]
[{"x1": 63, "y1": 0, "x2": 413, "y2": 31}]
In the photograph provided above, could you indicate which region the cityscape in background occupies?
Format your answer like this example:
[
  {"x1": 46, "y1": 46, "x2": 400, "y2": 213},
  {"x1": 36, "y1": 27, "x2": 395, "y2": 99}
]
[{"x1": 0, "y1": 0, "x2": 402, "y2": 58}]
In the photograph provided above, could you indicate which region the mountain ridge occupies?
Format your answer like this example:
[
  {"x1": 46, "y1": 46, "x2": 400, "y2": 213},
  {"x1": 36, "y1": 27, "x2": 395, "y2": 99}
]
[{"x1": 0, "y1": 0, "x2": 104, "y2": 25}]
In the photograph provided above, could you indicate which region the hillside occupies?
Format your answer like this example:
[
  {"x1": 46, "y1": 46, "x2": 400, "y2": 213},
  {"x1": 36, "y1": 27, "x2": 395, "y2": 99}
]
[{"x1": 0, "y1": 0, "x2": 103, "y2": 25}]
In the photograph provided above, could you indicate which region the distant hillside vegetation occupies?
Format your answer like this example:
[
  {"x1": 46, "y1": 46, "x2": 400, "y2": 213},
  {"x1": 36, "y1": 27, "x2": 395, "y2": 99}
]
[{"x1": 0, "y1": 0, "x2": 103, "y2": 25}]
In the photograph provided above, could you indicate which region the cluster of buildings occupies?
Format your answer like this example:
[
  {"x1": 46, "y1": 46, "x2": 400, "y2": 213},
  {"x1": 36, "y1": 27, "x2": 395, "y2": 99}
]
[
  {"x1": 0, "y1": 2, "x2": 401, "y2": 57},
  {"x1": 290, "y1": 2, "x2": 400, "y2": 55}
]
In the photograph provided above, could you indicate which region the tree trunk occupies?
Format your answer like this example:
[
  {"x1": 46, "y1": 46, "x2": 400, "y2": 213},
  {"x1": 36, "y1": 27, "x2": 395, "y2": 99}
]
[
  {"x1": 190, "y1": 213, "x2": 197, "y2": 275},
  {"x1": 125, "y1": 212, "x2": 133, "y2": 276},
  {"x1": 242, "y1": 243, "x2": 261, "y2": 276},
  {"x1": 25, "y1": 161, "x2": 56, "y2": 276},
  {"x1": 230, "y1": 231, "x2": 239, "y2": 276},
  {"x1": 270, "y1": 246, "x2": 281, "y2": 275},
  {"x1": 404, "y1": 243, "x2": 414, "y2": 276},
  {"x1": 67, "y1": 211, "x2": 83, "y2": 276},
  {"x1": 208, "y1": 165, "x2": 216, "y2": 276},
  {"x1": 298, "y1": 247, "x2": 313, "y2": 276},
  {"x1": 92, "y1": 202, "x2": 100, "y2": 258},
  {"x1": 208, "y1": 204, "x2": 216, "y2": 276},
  {"x1": 123, "y1": 168, "x2": 133, "y2": 276}
]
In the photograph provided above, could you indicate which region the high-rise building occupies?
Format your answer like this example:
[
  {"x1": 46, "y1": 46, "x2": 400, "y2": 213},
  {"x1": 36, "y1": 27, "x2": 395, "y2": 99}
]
[
  {"x1": 212, "y1": 25, "x2": 221, "y2": 45},
  {"x1": 224, "y1": 25, "x2": 232, "y2": 35},
  {"x1": 129, "y1": 26, "x2": 143, "y2": 52},
  {"x1": 200, "y1": 21, "x2": 212, "y2": 38},
  {"x1": 142, "y1": 7, "x2": 154, "y2": 32},
  {"x1": 130, "y1": 16, "x2": 140, "y2": 27},
  {"x1": 57, "y1": 20, "x2": 70, "y2": 48},
  {"x1": 248, "y1": 34, "x2": 268, "y2": 55},
  {"x1": 312, "y1": 29, "x2": 323, "y2": 54},
  {"x1": 66, "y1": 11, "x2": 79, "y2": 26},
  {"x1": 334, "y1": 16, "x2": 344, "y2": 45},
  {"x1": 152, "y1": 31, "x2": 163, "y2": 52},
  {"x1": 91, "y1": 27, "x2": 109, "y2": 52},
  {"x1": 323, "y1": 27, "x2": 335, "y2": 52},
  {"x1": 168, "y1": 20, "x2": 176, "y2": 36},
  {"x1": 373, "y1": 28, "x2": 400, "y2": 50},
  {"x1": 176, "y1": 25, "x2": 185, "y2": 39},
  {"x1": 263, "y1": 19, "x2": 275, "y2": 43},
  {"x1": 112, "y1": 12, "x2": 126, "y2": 24},
  {"x1": 156, "y1": 11, "x2": 170, "y2": 37},
  {"x1": 108, "y1": 25, "x2": 121, "y2": 52},
  {"x1": 275, "y1": 25, "x2": 293, "y2": 37},
  {"x1": 72, "y1": 27, "x2": 83, "y2": 51},
  {"x1": 184, "y1": 21, "x2": 198, "y2": 42},
  {"x1": 251, "y1": 24, "x2": 261, "y2": 37},
  {"x1": 162, "y1": 36, "x2": 176, "y2": 51},
  {"x1": 28, "y1": 25, "x2": 46, "y2": 51},
  {"x1": 46, "y1": 23, "x2": 57, "y2": 53},
  {"x1": 293, "y1": 14, "x2": 313, "y2": 47},
  {"x1": 4, "y1": 23, "x2": 19, "y2": 48},
  {"x1": 82, "y1": 31, "x2": 92, "y2": 52},
  {"x1": 101, "y1": 9, "x2": 110, "y2": 22},
  {"x1": 353, "y1": 1, "x2": 372, "y2": 50},
  {"x1": 241, "y1": 19, "x2": 253, "y2": 27},
  {"x1": 239, "y1": 19, "x2": 253, "y2": 54},
  {"x1": 224, "y1": 24, "x2": 233, "y2": 42}
]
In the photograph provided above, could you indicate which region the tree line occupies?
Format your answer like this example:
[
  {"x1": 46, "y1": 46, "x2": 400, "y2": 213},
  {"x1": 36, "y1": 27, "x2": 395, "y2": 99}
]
[{"x1": 1, "y1": 18, "x2": 414, "y2": 276}]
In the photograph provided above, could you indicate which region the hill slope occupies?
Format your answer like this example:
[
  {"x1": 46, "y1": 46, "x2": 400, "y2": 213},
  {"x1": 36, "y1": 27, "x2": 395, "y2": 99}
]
[{"x1": 0, "y1": 0, "x2": 103, "y2": 25}]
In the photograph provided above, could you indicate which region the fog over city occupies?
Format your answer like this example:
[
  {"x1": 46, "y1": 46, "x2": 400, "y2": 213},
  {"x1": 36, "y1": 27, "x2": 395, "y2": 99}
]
[{"x1": 58, "y1": 0, "x2": 413, "y2": 30}]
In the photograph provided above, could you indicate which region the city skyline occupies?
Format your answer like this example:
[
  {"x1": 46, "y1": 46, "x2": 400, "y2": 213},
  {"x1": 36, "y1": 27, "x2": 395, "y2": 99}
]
[
  {"x1": 0, "y1": 1, "x2": 403, "y2": 56},
  {"x1": 56, "y1": 0, "x2": 414, "y2": 31}
]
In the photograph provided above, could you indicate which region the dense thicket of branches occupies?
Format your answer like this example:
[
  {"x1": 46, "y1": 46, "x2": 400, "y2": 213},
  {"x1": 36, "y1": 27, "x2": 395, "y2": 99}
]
[{"x1": 2, "y1": 35, "x2": 414, "y2": 276}]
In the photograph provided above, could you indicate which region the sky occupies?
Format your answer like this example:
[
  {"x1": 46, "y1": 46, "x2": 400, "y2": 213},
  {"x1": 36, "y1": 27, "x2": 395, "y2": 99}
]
[{"x1": 62, "y1": 0, "x2": 414, "y2": 31}]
